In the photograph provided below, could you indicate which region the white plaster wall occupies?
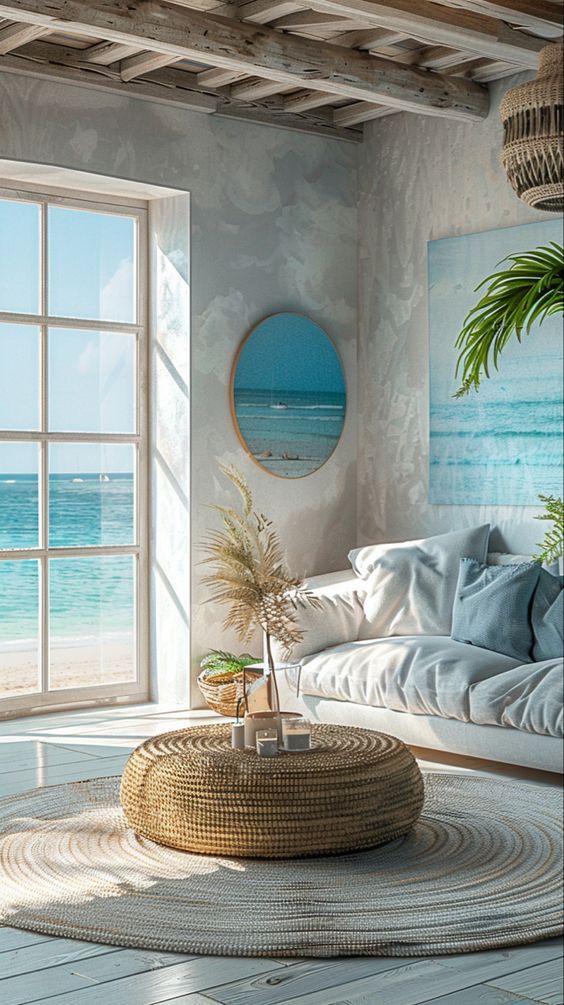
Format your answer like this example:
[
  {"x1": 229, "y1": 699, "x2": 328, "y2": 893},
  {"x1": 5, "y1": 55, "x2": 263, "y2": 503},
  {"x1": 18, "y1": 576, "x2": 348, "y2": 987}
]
[
  {"x1": 357, "y1": 74, "x2": 562, "y2": 548},
  {"x1": 0, "y1": 72, "x2": 357, "y2": 704}
]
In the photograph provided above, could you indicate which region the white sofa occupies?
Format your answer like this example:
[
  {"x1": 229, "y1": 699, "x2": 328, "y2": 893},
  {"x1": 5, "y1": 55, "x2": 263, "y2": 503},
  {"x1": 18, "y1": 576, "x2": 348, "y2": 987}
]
[{"x1": 274, "y1": 522, "x2": 563, "y2": 774}]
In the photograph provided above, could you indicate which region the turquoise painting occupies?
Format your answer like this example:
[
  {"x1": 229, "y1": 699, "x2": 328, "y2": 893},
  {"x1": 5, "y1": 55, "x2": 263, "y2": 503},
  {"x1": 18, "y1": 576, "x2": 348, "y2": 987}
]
[
  {"x1": 428, "y1": 220, "x2": 563, "y2": 505},
  {"x1": 232, "y1": 313, "x2": 346, "y2": 478}
]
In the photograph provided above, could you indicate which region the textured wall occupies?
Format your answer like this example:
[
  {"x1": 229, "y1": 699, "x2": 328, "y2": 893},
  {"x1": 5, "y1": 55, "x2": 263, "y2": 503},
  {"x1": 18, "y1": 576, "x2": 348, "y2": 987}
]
[
  {"x1": 0, "y1": 72, "x2": 358, "y2": 703},
  {"x1": 357, "y1": 74, "x2": 561, "y2": 547}
]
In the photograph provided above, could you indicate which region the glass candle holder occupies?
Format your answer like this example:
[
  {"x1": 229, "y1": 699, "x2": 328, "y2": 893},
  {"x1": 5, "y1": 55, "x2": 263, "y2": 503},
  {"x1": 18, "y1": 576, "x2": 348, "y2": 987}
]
[
  {"x1": 256, "y1": 729, "x2": 278, "y2": 757},
  {"x1": 282, "y1": 717, "x2": 311, "y2": 751}
]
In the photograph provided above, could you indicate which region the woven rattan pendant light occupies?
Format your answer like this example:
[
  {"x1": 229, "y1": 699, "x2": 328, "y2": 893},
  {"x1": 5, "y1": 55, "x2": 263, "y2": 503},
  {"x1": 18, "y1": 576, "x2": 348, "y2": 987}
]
[{"x1": 500, "y1": 41, "x2": 563, "y2": 212}]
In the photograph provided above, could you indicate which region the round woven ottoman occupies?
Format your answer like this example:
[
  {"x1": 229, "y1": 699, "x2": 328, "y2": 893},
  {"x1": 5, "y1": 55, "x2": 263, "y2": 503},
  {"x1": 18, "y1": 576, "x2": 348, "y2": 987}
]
[{"x1": 120, "y1": 723, "x2": 424, "y2": 858}]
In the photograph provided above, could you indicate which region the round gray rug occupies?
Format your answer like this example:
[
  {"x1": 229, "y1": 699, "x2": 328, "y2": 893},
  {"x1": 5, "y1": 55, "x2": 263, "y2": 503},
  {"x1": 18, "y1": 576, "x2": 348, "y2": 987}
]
[{"x1": 0, "y1": 772, "x2": 561, "y2": 957}]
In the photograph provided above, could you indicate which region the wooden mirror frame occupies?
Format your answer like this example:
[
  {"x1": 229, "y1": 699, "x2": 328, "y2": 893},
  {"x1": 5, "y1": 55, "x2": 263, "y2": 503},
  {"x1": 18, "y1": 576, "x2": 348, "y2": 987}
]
[{"x1": 229, "y1": 312, "x2": 347, "y2": 480}]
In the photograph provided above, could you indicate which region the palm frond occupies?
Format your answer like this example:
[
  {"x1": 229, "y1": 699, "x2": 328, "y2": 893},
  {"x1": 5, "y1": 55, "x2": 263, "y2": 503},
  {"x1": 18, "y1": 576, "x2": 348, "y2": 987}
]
[
  {"x1": 533, "y1": 495, "x2": 564, "y2": 565},
  {"x1": 200, "y1": 650, "x2": 260, "y2": 677},
  {"x1": 454, "y1": 242, "x2": 564, "y2": 397}
]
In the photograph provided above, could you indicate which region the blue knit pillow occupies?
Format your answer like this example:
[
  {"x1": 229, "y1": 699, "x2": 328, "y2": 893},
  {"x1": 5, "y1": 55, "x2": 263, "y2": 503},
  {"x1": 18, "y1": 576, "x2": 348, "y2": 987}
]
[
  {"x1": 531, "y1": 569, "x2": 564, "y2": 662},
  {"x1": 451, "y1": 559, "x2": 540, "y2": 663}
]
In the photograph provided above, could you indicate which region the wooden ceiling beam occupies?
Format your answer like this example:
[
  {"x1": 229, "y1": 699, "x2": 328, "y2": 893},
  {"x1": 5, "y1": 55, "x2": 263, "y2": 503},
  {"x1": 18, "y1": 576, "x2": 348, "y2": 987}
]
[
  {"x1": 0, "y1": 0, "x2": 489, "y2": 120},
  {"x1": 0, "y1": 20, "x2": 48, "y2": 53},
  {"x1": 333, "y1": 27, "x2": 409, "y2": 50},
  {"x1": 302, "y1": 0, "x2": 546, "y2": 66},
  {"x1": 432, "y1": 0, "x2": 563, "y2": 35},
  {"x1": 197, "y1": 66, "x2": 247, "y2": 87},
  {"x1": 0, "y1": 39, "x2": 362, "y2": 142},
  {"x1": 0, "y1": 42, "x2": 218, "y2": 111},
  {"x1": 237, "y1": 1, "x2": 306, "y2": 24},
  {"x1": 284, "y1": 88, "x2": 337, "y2": 111},
  {"x1": 334, "y1": 100, "x2": 398, "y2": 124},
  {"x1": 83, "y1": 40, "x2": 141, "y2": 65},
  {"x1": 272, "y1": 11, "x2": 361, "y2": 30},
  {"x1": 120, "y1": 51, "x2": 182, "y2": 82},
  {"x1": 230, "y1": 77, "x2": 296, "y2": 99}
]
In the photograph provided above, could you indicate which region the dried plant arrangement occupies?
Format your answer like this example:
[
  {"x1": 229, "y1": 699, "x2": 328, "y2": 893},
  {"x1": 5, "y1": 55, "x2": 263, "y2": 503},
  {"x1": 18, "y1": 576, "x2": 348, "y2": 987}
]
[{"x1": 201, "y1": 465, "x2": 319, "y2": 709}]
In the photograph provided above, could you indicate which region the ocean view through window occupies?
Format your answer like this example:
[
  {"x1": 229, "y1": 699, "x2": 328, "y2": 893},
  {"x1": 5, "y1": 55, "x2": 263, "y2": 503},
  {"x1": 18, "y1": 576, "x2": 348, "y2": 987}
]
[{"x1": 0, "y1": 184, "x2": 148, "y2": 712}]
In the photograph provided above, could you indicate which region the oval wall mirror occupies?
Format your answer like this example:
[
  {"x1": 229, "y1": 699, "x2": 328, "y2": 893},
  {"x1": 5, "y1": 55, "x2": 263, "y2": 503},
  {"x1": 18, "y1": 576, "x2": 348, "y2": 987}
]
[{"x1": 230, "y1": 312, "x2": 346, "y2": 478}]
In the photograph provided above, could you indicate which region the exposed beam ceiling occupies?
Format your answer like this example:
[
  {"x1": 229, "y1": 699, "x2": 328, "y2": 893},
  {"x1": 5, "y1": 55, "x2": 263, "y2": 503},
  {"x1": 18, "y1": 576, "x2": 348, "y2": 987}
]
[
  {"x1": 0, "y1": 0, "x2": 560, "y2": 143},
  {"x1": 0, "y1": 20, "x2": 48, "y2": 53},
  {"x1": 434, "y1": 1, "x2": 563, "y2": 35},
  {"x1": 300, "y1": 1, "x2": 546, "y2": 65},
  {"x1": 0, "y1": 39, "x2": 363, "y2": 142},
  {"x1": 0, "y1": 0, "x2": 490, "y2": 120}
]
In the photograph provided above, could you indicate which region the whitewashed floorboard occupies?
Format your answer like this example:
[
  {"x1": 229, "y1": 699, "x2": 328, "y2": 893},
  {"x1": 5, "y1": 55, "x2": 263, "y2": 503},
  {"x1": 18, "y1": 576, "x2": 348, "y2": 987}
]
[
  {"x1": 0, "y1": 754, "x2": 128, "y2": 797},
  {"x1": 205, "y1": 958, "x2": 409, "y2": 1004},
  {"x1": 24, "y1": 957, "x2": 283, "y2": 1005},
  {"x1": 489, "y1": 958, "x2": 564, "y2": 1004},
  {"x1": 242, "y1": 944, "x2": 564, "y2": 1005},
  {"x1": 0, "y1": 937, "x2": 122, "y2": 979},
  {"x1": 0, "y1": 705, "x2": 561, "y2": 1005},
  {"x1": 416, "y1": 986, "x2": 540, "y2": 1004},
  {"x1": 0, "y1": 948, "x2": 197, "y2": 1005},
  {"x1": 0, "y1": 929, "x2": 53, "y2": 954}
]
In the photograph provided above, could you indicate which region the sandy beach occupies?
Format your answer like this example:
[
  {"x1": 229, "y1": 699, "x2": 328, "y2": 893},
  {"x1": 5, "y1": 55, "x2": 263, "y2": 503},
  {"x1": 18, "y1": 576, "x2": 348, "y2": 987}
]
[{"x1": 0, "y1": 643, "x2": 134, "y2": 697}]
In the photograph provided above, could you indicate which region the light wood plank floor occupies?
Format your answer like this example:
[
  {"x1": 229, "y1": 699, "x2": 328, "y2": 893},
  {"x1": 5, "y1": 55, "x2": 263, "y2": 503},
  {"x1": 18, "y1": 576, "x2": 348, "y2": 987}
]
[{"x1": 0, "y1": 704, "x2": 561, "y2": 1005}]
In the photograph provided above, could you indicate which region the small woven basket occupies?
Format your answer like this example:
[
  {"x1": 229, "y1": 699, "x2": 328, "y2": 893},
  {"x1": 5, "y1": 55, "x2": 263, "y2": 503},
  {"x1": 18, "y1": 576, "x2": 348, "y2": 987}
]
[{"x1": 197, "y1": 667, "x2": 262, "y2": 717}]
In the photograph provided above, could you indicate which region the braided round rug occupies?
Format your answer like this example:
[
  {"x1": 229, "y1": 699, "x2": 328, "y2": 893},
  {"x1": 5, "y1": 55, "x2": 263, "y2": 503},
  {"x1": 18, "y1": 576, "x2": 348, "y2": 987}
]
[{"x1": 0, "y1": 772, "x2": 561, "y2": 957}]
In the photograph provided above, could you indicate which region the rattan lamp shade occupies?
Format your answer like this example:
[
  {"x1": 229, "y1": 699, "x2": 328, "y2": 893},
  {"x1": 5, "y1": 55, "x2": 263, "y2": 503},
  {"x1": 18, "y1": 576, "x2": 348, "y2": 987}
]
[{"x1": 500, "y1": 42, "x2": 563, "y2": 212}]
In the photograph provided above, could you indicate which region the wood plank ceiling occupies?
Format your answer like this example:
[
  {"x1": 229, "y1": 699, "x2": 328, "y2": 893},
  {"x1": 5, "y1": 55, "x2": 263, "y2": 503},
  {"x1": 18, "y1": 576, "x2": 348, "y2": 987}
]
[{"x1": 0, "y1": 0, "x2": 561, "y2": 141}]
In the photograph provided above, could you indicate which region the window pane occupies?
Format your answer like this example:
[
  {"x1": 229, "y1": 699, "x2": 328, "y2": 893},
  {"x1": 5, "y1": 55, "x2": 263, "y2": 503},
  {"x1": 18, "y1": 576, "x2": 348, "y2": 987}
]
[
  {"x1": 0, "y1": 199, "x2": 40, "y2": 315},
  {"x1": 49, "y1": 555, "x2": 135, "y2": 690},
  {"x1": 0, "y1": 560, "x2": 40, "y2": 698},
  {"x1": 0, "y1": 324, "x2": 40, "y2": 431},
  {"x1": 49, "y1": 444, "x2": 135, "y2": 548},
  {"x1": 0, "y1": 443, "x2": 39, "y2": 549},
  {"x1": 48, "y1": 206, "x2": 136, "y2": 323},
  {"x1": 48, "y1": 327, "x2": 136, "y2": 433}
]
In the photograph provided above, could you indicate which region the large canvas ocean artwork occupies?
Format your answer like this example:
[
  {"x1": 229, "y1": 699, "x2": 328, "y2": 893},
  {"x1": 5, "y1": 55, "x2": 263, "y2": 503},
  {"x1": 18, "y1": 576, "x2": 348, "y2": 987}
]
[{"x1": 428, "y1": 220, "x2": 563, "y2": 505}]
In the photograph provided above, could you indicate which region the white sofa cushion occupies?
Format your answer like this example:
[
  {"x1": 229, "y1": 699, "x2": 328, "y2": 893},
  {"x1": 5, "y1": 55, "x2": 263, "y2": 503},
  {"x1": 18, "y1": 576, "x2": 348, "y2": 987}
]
[
  {"x1": 288, "y1": 635, "x2": 562, "y2": 737},
  {"x1": 270, "y1": 570, "x2": 366, "y2": 665},
  {"x1": 351, "y1": 525, "x2": 490, "y2": 638}
]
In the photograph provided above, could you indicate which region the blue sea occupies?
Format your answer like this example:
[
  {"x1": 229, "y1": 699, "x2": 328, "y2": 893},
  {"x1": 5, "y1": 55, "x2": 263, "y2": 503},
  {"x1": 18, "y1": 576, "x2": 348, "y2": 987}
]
[
  {"x1": 234, "y1": 388, "x2": 346, "y2": 476},
  {"x1": 430, "y1": 399, "x2": 564, "y2": 504},
  {"x1": 0, "y1": 474, "x2": 134, "y2": 645}
]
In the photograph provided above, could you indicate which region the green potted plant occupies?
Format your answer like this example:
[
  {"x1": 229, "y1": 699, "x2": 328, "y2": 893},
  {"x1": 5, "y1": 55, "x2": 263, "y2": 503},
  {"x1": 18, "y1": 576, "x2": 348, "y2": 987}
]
[{"x1": 197, "y1": 650, "x2": 261, "y2": 717}]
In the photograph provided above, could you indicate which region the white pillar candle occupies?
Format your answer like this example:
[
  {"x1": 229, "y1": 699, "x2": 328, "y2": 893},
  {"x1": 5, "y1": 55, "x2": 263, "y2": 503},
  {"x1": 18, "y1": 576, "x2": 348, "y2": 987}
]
[
  {"x1": 256, "y1": 729, "x2": 278, "y2": 757},
  {"x1": 231, "y1": 722, "x2": 245, "y2": 750}
]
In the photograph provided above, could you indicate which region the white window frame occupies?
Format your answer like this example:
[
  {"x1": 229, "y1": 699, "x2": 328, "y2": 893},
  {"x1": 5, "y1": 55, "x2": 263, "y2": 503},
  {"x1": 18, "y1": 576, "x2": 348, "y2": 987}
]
[{"x1": 0, "y1": 181, "x2": 149, "y2": 717}]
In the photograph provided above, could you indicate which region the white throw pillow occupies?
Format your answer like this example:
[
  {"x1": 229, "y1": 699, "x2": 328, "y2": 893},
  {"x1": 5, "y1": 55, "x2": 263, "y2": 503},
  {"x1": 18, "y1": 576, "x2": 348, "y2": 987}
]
[{"x1": 354, "y1": 525, "x2": 490, "y2": 639}]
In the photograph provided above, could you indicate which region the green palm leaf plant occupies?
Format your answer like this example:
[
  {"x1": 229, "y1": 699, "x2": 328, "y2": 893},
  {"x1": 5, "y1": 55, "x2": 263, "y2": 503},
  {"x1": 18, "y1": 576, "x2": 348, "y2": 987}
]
[
  {"x1": 454, "y1": 242, "x2": 564, "y2": 563},
  {"x1": 454, "y1": 242, "x2": 564, "y2": 398},
  {"x1": 534, "y1": 495, "x2": 564, "y2": 567},
  {"x1": 199, "y1": 650, "x2": 260, "y2": 680},
  {"x1": 201, "y1": 465, "x2": 319, "y2": 708}
]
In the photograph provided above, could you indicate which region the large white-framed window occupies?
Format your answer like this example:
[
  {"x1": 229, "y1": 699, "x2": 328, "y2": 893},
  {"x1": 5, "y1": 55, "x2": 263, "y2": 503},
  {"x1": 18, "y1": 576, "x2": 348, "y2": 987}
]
[{"x1": 0, "y1": 182, "x2": 149, "y2": 715}]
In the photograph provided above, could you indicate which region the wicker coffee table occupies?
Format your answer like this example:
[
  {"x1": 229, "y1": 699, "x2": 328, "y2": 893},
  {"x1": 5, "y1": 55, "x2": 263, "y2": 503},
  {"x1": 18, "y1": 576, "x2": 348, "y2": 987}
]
[{"x1": 120, "y1": 722, "x2": 424, "y2": 858}]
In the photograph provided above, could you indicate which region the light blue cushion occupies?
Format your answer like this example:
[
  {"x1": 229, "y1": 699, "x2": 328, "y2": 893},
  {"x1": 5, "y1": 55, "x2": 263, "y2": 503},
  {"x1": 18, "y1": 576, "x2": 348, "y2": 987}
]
[
  {"x1": 532, "y1": 569, "x2": 564, "y2": 662},
  {"x1": 451, "y1": 558, "x2": 540, "y2": 663}
]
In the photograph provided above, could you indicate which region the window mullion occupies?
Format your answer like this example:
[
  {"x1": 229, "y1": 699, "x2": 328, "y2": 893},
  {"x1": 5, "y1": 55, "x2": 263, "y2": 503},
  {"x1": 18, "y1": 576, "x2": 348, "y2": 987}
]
[{"x1": 40, "y1": 202, "x2": 49, "y2": 695}]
